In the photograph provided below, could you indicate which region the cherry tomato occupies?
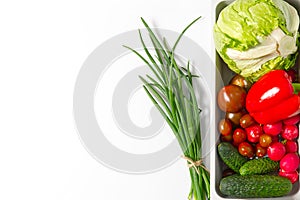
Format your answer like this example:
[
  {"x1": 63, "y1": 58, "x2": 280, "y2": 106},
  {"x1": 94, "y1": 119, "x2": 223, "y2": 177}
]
[
  {"x1": 219, "y1": 118, "x2": 232, "y2": 136},
  {"x1": 221, "y1": 132, "x2": 233, "y2": 142},
  {"x1": 226, "y1": 111, "x2": 244, "y2": 126},
  {"x1": 245, "y1": 124, "x2": 263, "y2": 143},
  {"x1": 232, "y1": 141, "x2": 240, "y2": 147},
  {"x1": 233, "y1": 128, "x2": 247, "y2": 144},
  {"x1": 240, "y1": 114, "x2": 255, "y2": 128},
  {"x1": 238, "y1": 142, "x2": 254, "y2": 158},
  {"x1": 217, "y1": 85, "x2": 247, "y2": 113},
  {"x1": 259, "y1": 134, "x2": 272, "y2": 148},
  {"x1": 262, "y1": 121, "x2": 282, "y2": 136},
  {"x1": 255, "y1": 144, "x2": 267, "y2": 158},
  {"x1": 267, "y1": 142, "x2": 286, "y2": 161},
  {"x1": 271, "y1": 136, "x2": 279, "y2": 143},
  {"x1": 229, "y1": 74, "x2": 250, "y2": 90}
]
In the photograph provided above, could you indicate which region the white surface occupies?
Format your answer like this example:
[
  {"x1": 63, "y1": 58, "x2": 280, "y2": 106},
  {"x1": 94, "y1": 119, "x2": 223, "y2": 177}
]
[{"x1": 0, "y1": 0, "x2": 213, "y2": 200}]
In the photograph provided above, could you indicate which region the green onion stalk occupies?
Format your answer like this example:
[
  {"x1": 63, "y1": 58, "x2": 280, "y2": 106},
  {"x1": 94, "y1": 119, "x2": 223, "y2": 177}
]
[{"x1": 124, "y1": 17, "x2": 210, "y2": 200}]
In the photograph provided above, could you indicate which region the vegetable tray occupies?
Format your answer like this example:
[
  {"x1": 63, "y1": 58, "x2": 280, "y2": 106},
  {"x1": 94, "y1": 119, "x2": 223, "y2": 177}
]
[{"x1": 211, "y1": 0, "x2": 300, "y2": 199}]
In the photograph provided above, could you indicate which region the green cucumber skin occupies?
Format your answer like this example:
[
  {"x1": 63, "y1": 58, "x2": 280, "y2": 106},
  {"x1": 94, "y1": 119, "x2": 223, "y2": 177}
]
[
  {"x1": 218, "y1": 142, "x2": 248, "y2": 173},
  {"x1": 220, "y1": 174, "x2": 292, "y2": 198},
  {"x1": 239, "y1": 157, "x2": 279, "y2": 175}
]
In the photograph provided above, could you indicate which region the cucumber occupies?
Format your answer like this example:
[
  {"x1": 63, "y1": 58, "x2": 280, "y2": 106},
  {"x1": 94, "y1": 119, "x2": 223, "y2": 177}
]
[
  {"x1": 220, "y1": 174, "x2": 292, "y2": 198},
  {"x1": 218, "y1": 142, "x2": 247, "y2": 173},
  {"x1": 239, "y1": 157, "x2": 279, "y2": 175}
]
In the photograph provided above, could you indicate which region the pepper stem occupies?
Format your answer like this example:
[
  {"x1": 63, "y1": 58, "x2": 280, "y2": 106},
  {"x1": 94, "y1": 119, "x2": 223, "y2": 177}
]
[{"x1": 292, "y1": 83, "x2": 300, "y2": 94}]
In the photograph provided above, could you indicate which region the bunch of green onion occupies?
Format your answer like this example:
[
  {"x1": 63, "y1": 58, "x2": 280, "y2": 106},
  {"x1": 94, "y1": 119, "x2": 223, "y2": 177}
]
[{"x1": 124, "y1": 17, "x2": 210, "y2": 200}]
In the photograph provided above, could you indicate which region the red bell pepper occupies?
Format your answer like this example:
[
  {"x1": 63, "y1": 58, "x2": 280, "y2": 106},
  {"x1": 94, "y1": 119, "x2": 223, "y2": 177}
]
[{"x1": 246, "y1": 70, "x2": 300, "y2": 124}]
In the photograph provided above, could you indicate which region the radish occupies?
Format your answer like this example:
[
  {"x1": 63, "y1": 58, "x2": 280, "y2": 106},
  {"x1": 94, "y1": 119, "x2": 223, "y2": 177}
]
[
  {"x1": 282, "y1": 124, "x2": 299, "y2": 140},
  {"x1": 279, "y1": 169, "x2": 299, "y2": 184},
  {"x1": 280, "y1": 153, "x2": 299, "y2": 172},
  {"x1": 285, "y1": 140, "x2": 298, "y2": 153},
  {"x1": 267, "y1": 142, "x2": 286, "y2": 161}
]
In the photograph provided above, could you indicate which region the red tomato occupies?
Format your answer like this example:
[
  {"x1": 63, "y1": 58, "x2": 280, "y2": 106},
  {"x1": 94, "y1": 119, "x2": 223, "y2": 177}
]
[
  {"x1": 219, "y1": 119, "x2": 232, "y2": 136},
  {"x1": 217, "y1": 85, "x2": 246, "y2": 113},
  {"x1": 262, "y1": 121, "x2": 282, "y2": 136},
  {"x1": 255, "y1": 144, "x2": 267, "y2": 158},
  {"x1": 229, "y1": 74, "x2": 250, "y2": 89},
  {"x1": 233, "y1": 128, "x2": 247, "y2": 144},
  {"x1": 238, "y1": 142, "x2": 254, "y2": 158},
  {"x1": 226, "y1": 111, "x2": 245, "y2": 126},
  {"x1": 259, "y1": 134, "x2": 272, "y2": 148},
  {"x1": 240, "y1": 114, "x2": 255, "y2": 128},
  {"x1": 271, "y1": 136, "x2": 279, "y2": 143},
  {"x1": 245, "y1": 124, "x2": 263, "y2": 143},
  {"x1": 221, "y1": 132, "x2": 233, "y2": 142}
]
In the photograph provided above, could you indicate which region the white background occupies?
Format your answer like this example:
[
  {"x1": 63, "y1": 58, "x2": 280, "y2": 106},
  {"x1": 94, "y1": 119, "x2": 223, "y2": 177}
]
[{"x1": 0, "y1": 0, "x2": 213, "y2": 199}]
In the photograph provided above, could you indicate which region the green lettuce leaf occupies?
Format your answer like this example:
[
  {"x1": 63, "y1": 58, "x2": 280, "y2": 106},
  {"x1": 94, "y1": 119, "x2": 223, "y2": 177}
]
[{"x1": 214, "y1": 0, "x2": 299, "y2": 82}]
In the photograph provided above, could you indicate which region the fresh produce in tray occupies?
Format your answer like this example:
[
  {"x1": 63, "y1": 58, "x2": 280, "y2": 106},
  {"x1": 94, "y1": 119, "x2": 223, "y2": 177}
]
[
  {"x1": 217, "y1": 70, "x2": 300, "y2": 198},
  {"x1": 214, "y1": 0, "x2": 300, "y2": 198}
]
